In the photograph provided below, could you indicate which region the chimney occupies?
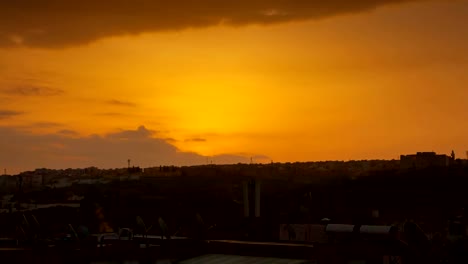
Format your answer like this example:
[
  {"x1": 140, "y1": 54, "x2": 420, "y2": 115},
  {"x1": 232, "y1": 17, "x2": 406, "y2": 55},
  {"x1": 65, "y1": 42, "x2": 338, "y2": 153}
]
[
  {"x1": 243, "y1": 181, "x2": 249, "y2": 218},
  {"x1": 255, "y1": 180, "x2": 261, "y2": 218}
]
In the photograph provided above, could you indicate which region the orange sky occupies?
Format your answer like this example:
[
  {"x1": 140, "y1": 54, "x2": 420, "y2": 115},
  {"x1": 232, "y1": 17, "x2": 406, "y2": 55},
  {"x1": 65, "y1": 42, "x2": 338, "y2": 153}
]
[{"x1": 1, "y1": 0, "x2": 468, "y2": 173}]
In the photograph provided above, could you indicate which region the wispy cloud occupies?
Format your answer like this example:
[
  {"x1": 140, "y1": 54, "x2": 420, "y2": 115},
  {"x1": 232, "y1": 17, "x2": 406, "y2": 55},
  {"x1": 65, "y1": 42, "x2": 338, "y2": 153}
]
[
  {"x1": 2, "y1": 85, "x2": 64, "y2": 96},
  {"x1": 0, "y1": 0, "x2": 424, "y2": 48},
  {"x1": 185, "y1": 138, "x2": 207, "y2": 143},
  {"x1": 0, "y1": 110, "x2": 23, "y2": 119},
  {"x1": 106, "y1": 99, "x2": 137, "y2": 107},
  {"x1": 33, "y1": 122, "x2": 63, "y2": 128},
  {"x1": 57, "y1": 129, "x2": 79, "y2": 136}
]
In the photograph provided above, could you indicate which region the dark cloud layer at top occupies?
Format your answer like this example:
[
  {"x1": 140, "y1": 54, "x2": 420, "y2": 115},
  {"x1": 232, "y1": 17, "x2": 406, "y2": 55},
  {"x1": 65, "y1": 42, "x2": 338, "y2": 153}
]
[{"x1": 0, "y1": 0, "x2": 422, "y2": 48}]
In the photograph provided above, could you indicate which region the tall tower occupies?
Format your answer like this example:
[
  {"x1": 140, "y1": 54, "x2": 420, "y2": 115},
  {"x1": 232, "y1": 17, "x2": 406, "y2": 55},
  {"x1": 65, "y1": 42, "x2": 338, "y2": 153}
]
[
  {"x1": 243, "y1": 179, "x2": 261, "y2": 218},
  {"x1": 255, "y1": 180, "x2": 261, "y2": 218},
  {"x1": 243, "y1": 181, "x2": 250, "y2": 218},
  {"x1": 451, "y1": 150, "x2": 456, "y2": 160},
  {"x1": 128, "y1": 159, "x2": 131, "y2": 168}
]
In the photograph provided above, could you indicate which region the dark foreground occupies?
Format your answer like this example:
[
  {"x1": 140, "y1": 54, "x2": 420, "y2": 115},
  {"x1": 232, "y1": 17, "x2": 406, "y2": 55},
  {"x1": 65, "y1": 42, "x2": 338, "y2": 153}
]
[{"x1": 2, "y1": 224, "x2": 463, "y2": 264}]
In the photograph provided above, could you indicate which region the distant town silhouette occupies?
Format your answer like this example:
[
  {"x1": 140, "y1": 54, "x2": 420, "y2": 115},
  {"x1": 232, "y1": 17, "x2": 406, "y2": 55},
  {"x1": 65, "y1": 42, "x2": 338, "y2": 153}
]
[{"x1": 1, "y1": 151, "x2": 468, "y2": 263}]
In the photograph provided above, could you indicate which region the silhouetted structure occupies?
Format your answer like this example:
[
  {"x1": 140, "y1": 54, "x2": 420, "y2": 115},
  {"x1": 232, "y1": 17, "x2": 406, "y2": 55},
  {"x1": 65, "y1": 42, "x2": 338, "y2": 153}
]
[{"x1": 400, "y1": 152, "x2": 452, "y2": 170}]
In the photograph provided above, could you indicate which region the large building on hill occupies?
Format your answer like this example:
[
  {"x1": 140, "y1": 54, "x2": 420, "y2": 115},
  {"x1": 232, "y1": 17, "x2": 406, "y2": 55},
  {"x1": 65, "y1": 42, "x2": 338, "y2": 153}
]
[{"x1": 400, "y1": 152, "x2": 453, "y2": 170}]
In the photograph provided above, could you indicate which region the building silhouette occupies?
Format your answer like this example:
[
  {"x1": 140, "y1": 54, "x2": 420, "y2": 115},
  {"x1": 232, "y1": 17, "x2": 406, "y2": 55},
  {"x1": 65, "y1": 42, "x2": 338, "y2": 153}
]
[{"x1": 400, "y1": 152, "x2": 453, "y2": 170}]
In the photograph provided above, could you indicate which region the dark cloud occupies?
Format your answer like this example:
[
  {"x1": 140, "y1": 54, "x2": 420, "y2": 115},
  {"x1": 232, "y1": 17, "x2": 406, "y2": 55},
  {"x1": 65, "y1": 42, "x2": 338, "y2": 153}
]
[
  {"x1": 0, "y1": 110, "x2": 23, "y2": 119},
  {"x1": 0, "y1": 0, "x2": 422, "y2": 48},
  {"x1": 0, "y1": 126, "x2": 266, "y2": 173},
  {"x1": 185, "y1": 138, "x2": 207, "y2": 143},
  {"x1": 107, "y1": 99, "x2": 137, "y2": 107},
  {"x1": 108, "y1": 125, "x2": 156, "y2": 140},
  {"x1": 2, "y1": 85, "x2": 64, "y2": 96}
]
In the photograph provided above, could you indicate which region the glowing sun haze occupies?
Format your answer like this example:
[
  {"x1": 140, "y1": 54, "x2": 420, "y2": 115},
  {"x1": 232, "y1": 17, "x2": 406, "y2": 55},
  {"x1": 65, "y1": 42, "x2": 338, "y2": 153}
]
[{"x1": 1, "y1": 0, "x2": 468, "y2": 173}]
